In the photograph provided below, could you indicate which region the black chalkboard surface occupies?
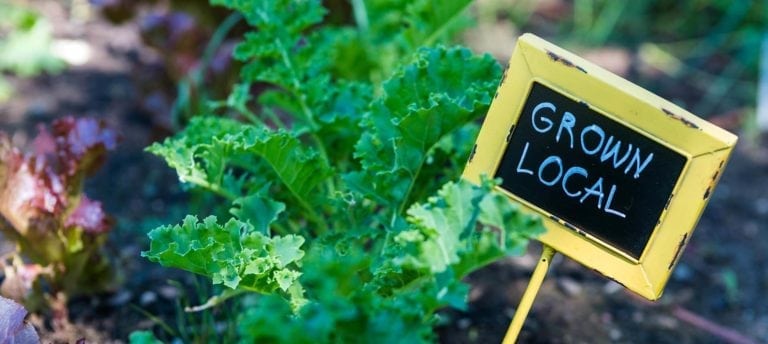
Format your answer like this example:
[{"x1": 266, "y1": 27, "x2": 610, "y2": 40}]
[{"x1": 496, "y1": 82, "x2": 687, "y2": 258}]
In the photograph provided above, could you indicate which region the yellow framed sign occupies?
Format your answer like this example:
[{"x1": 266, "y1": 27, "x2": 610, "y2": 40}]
[{"x1": 463, "y1": 34, "x2": 737, "y2": 300}]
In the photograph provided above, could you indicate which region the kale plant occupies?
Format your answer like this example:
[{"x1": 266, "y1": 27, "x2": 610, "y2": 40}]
[{"x1": 143, "y1": 0, "x2": 543, "y2": 342}]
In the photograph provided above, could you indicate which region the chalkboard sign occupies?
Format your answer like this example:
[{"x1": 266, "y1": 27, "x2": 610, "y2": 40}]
[
  {"x1": 495, "y1": 82, "x2": 687, "y2": 258},
  {"x1": 463, "y1": 34, "x2": 737, "y2": 300}
]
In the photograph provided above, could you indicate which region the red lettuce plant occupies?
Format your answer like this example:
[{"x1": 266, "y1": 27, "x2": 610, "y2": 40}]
[{"x1": 0, "y1": 117, "x2": 116, "y2": 323}]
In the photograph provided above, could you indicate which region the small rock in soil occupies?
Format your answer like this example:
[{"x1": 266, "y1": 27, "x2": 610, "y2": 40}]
[
  {"x1": 744, "y1": 222, "x2": 759, "y2": 237},
  {"x1": 632, "y1": 311, "x2": 645, "y2": 324},
  {"x1": 120, "y1": 245, "x2": 140, "y2": 259},
  {"x1": 140, "y1": 291, "x2": 157, "y2": 305},
  {"x1": 457, "y1": 318, "x2": 471, "y2": 330},
  {"x1": 557, "y1": 277, "x2": 582, "y2": 296},
  {"x1": 755, "y1": 198, "x2": 768, "y2": 215},
  {"x1": 672, "y1": 263, "x2": 693, "y2": 282},
  {"x1": 108, "y1": 290, "x2": 132, "y2": 306},
  {"x1": 656, "y1": 315, "x2": 679, "y2": 329},
  {"x1": 468, "y1": 285, "x2": 485, "y2": 302},
  {"x1": 601, "y1": 312, "x2": 614, "y2": 325},
  {"x1": 158, "y1": 285, "x2": 180, "y2": 299},
  {"x1": 507, "y1": 253, "x2": 537, "y2": 271},
  {"x1": 603, "y1": 281, "x2": 622, "y2": 294},
  {"x1": 609, "y1": 328, "x2": 622, "y2": 340},
  {"x1": 27, "y1": 99, "x2": 54, "y2": 119}
]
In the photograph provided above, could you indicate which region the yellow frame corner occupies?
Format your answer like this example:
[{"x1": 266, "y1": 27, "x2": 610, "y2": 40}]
[{"x1": 463, "y1": 33, "x2": 737, "y2": 300}]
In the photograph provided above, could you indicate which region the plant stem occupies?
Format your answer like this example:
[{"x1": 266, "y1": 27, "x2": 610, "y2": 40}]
[
  {"x1": 252, "y1": 10, "x2": 336, "y2": 197},
  {"x1": 422, "y1": 1, "x2": 474, "y2": 47},
  {"x1": 238, "y1": 104, "x2": 267, "y2": 127},
  {"x1": 271, "y1": 222, "x2": 290, "y2": 236},
  {"x1": 270, "y1": 33, "x2": 336, "y2": 196},
  {"x1": 185, "y1": 288, "x2": 247, "y2": 312},
  {"x1": 351, "y1": 0, "x2": 369, "y2": 34},
  {"x1": 172, "y1": 12, "x2": 242, "y2": 128},
  {"x1": 397, "y1": 162, "x2": 424, "y2": 216},
  {"x1": 262, "y1": 106, "x2": 288, "y2": 129},
  {"x1": 275, "y1": 38, "x2": 333, "y2": 161},
  {"x1": 129, "y1": 305, "x2": 179, "y2": 338},
  {"x1": 184, "y1": 175, "x2": 238, "y2": 201},
  {"x1": 295, "y1": 196, "x2": 329, "y2": 235},
  {"x1": 200, "y1": 12, "x2": 242, "y2": 76}
]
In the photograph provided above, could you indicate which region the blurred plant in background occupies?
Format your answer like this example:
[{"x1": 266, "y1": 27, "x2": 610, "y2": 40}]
[
  {"x1": 89, "y1": 0, "x2": 480, "y2": 132},
  {"x1": 0, "y1": 117, "x2": 117, "y2": 328},
  {"x1": 0, "y1": 2, "x2": 65, "y2": 103},
  {"x1": 83, "y1": 0, "x2": 764, "y2": 139},
  {"x1": 90, "y1": 0, "x2": 242, "y2": 130},
  {"x1": 468, "y1": 0, "x2": 763, "y2": 137}
]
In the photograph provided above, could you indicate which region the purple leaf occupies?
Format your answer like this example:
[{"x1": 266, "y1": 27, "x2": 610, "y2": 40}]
[
  {"x1": 0, "y1": 296, "x2": 40, "y2": 344},
  {"x1": 51, "y1": 117, "x2": 117, "y2": 177},
  {"x1": 66, "y1": 196, "x2": 112, "y2": 234}
]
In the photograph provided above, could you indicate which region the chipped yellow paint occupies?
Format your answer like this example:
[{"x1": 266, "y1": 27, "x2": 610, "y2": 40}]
[{"x1": 463, "y1": 33, "x2": 737, "y2": 301}]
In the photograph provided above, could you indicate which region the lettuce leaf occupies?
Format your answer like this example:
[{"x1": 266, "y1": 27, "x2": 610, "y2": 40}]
[{"x1": 0, "y1": 117, "x2": 115, "y2": 307}]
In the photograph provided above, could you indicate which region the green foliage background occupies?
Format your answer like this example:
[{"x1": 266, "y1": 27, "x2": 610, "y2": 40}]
[{"x1": 0, "y1": 2, "x2": 64, "y2": 102}]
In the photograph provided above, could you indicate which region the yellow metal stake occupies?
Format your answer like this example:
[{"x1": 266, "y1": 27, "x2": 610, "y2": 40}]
[{"x1": 502, "y1": 245, "x2": 557, "y2": 344}]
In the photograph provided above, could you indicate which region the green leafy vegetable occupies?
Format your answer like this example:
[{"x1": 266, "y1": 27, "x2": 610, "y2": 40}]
[
  {"x1": 144, "y1": 215, "x2": 305, "y2": 299},
  {"x1": 346, "y1": 46, "x2": 500, "y2": 211},
  {"x1": 143, "y1": 0, "x2": 545, "y2": 342}
]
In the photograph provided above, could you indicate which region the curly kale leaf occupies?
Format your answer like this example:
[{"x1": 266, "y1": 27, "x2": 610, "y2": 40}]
[
  {"x1": 333, "y1": 0, "x2": 475, "y2": 82},
  {"x1": 236, "y1": 179, "x2": 544, "y2": 344},
  {"x1": 368, "y1": 178, "x2": 543, "y2": 316},
  {"x1": 225, "y1": 0, "x2": 328, "y2": 94},
  {"x1": 345, "y1": 46, "x2": 501, "y2": 210},
  {"x1": 143, "y1": 215, "x2": 305, "y2": 298},
  {"x1": 367, "y1": 0, "x2": 474, "y2": 50},
  {"x1": 238, "y1": 243, "x2": 436, "y2": 344},
  {"x1": 396, "y1": 178, "x2": 543, "y2": 277},
  {"x1": 146, "y1": 116, "x2": 331, "y2": 210},
  {"x1": 213, "y1": 0, "x2": 371, "y2": 163}
]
